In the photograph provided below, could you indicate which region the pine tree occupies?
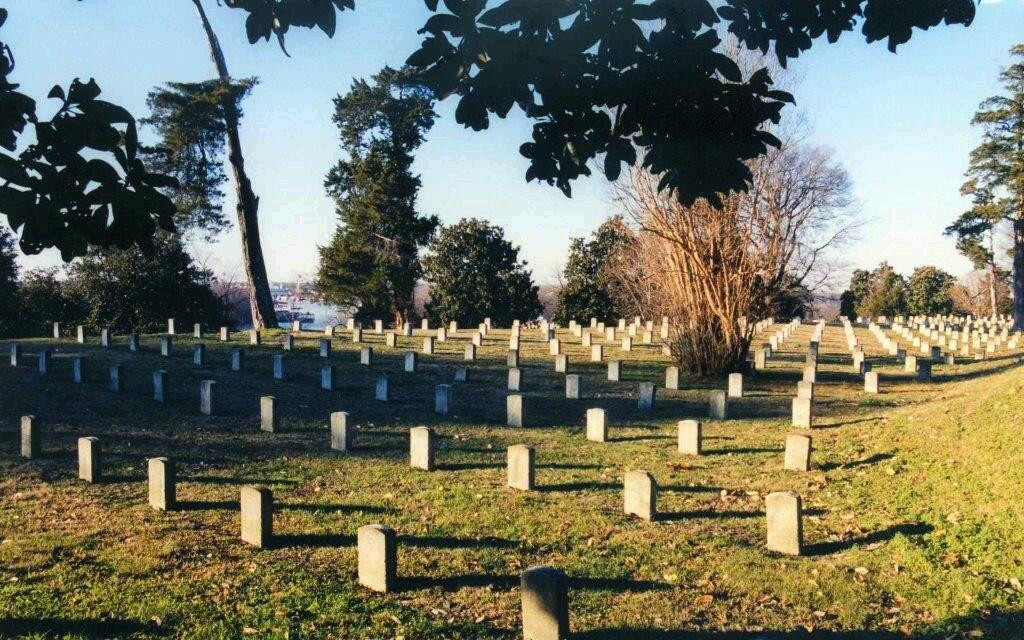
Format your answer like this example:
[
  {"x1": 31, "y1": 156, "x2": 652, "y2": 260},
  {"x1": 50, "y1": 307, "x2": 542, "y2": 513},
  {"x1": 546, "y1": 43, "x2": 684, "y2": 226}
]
[
  {"x1": 142, "y1": 78, "x2": 257, "y2": 239},
  {"x1": 316, "y1": 67, "x2": 438, "y2": 326},
  {"x1": 953, "y1": 44, "x2": 1024, "y2": 327}
]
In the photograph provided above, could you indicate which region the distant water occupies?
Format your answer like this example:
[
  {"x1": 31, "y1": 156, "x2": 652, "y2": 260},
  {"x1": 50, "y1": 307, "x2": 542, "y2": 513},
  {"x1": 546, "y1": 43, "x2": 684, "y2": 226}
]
[
  {"x1": 252, "y1": 301, "x2": 345, "y2": 330},
  {"x1": 295, "y1": 301, "x2": 345, "y2": 329}
]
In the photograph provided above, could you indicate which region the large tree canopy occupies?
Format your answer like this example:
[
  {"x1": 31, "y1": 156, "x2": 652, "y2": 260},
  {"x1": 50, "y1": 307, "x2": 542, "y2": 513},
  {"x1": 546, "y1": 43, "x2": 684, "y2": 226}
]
[
  {"x1": 423, "y1": 218, "x2": 542, "y2": 327},
  {"x1": 906, "y1": 265, "x2": 957, "y2": 316},
  {"x1": 407, "y1": 0, "x2": 975, "y2": 205}
]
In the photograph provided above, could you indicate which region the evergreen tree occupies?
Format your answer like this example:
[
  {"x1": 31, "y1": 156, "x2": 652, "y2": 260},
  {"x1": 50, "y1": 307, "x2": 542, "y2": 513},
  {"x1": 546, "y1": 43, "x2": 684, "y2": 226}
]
[
  {"x1": 841, "y1": 263, "x2": 907, "y2": 319},
  {"x1": 945, "y1": 185, "x2": 1008, "y2": 318},
  {"x1": 316, "y1": 66, "x2": 438, "y2": 326},
  {"x1": 553, "y1": 216, "x2": 630, "y2": 325},
  {"x1": 15, "y1": 268, "x2": 81, "y2": 339},
  {"x1": 142, "y1": 78, "x2": 257, "y2": 239},
  {"x1": 906, "y1": 266, "x2": 956, "y2": 316},
  {"x1": 951, "y1": 44, "x2": 1024, "y2": 328},
  {"x1": 423, "y1": 219, "x2": 542, "y2": 327},
  {"x1": 839, "y1": 269, "x2": 871, "y2": 319},
  {"x1": 856, "y1": 262, "x2": 907, "y2": 318},
  {"x1": 63, "y1": 236, "x2": 230, "y2": 335}
]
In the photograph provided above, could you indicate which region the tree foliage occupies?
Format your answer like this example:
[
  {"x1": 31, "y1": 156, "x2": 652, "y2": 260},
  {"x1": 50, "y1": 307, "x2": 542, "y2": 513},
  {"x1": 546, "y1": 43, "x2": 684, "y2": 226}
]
[
  {"x1": 840, "y1": 268, "x2": 871, "y2": 319},
  {"x1": 0, "y1": 9, "x2": 176, "y2": 260},
  {"x1": 841, "y1": 263, "x2": 962, "y2": 319},
  {"x1": 316, "y1": 66, "x2": 438, "y2": 325},
  {"x1": 224, "y1": 0, "x2": 355, "y2": 52},
  {"x1": 952, "y1": 43, "x2": 1024, "y2": 328},
  {"x1": 407, "y1": 0, "x2": 974, "y2": 205},
  {"x1": 11, "y1": 268, "x2": 81, "y2": 339},
  {"x1": 62, "y1": 236, "x2": 230, "y2": 335},
  {"x1": 769, "y1": 274, "x2": 815, "y2": 319},
  {"x1": 906, "y1": 265, "x2": 956, "y2": 316},
  {"x1": 423, "y1": 218, "x2": 542, "y2": 327},
  {"x1": 553, "y1": 216, "x2": 630, "y2": 325},
  {"x1": 141, "y1": 78, "x2": 257, "y2": 239},
  {"x1": 0, "y1": 224, "x2": 18, "y2": 336}
]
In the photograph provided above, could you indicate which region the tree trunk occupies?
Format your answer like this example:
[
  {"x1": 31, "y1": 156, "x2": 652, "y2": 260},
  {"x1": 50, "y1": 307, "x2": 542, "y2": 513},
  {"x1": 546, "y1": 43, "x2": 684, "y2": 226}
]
[
  {"x1": 1014, "y1": 216, "x2": 1024, "y2": 330},
  {"x1": 192, "y1": 0, "x2": 278, "y2": 329},
  {"x1": 988, "y1": 231, "x2": 998, "y2": 318}
]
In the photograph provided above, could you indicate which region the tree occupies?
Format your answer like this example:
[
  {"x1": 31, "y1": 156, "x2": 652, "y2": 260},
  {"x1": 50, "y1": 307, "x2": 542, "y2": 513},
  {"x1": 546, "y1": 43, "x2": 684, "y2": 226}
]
[
  {"x1": 316, "y1": 66, "x2": 438, "y2": 326},
  {"x1": 944, "y1": 186, "x2": 1006, "y2": 317},
  {"x1": 953, "y1": 44, "x2": 1024, "y2": 328},
  {"x1": 62, "y1": 236, "x2": 231, "y2": 335},
  {"x1": 0, "y1": 224, "x2": 18, "y2": 337},
  {"x1": 142, "y1": 78, "x2": 257, "y2": 239},
  {"x1": 553, "y1": 216, "x2": 630, "y2": 325},
  {"x1": 14, "y1": 268, "x2": 81, "y2": 339},
  {"x1": 855, "y1": 262, "x2": 906, "y2": 318},
  {"x1": 608, "y1": 120, "x2": 857, "y2": 374},
  {"x1": 408, "y1": 0, "x2": 974, "y2": 205},
  {"x1": 840, "y1": 268, "x2": 871, "y2": 319},
  {"x1": 423, "y1": 218, "x2": 542, "y2": 327},
  {"x1": 769, "y1": 274, "x2": 815, "y2": 319},
  {"x1": 950, "y1": 270, "x2": 1013, "y2": 317},
  {"x1": 190, "y1": 0, "x2": 281, "y2": 328},
  {"x1": 906, "y1": 266, "x2": 956, "y2": 316}
]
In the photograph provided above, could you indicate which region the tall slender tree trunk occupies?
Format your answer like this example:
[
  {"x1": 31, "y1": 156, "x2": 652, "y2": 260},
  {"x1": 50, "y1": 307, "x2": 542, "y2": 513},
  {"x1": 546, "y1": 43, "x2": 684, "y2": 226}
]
[
  {"x1": 1014, "y1": 216, "x2": 1024, "y2": 330},
  {"x1": 192, "y1": 0, "x2": 278, "y2": 329},
  {"x1": 987, "y1": 230, "x2": 998, "y2": 318}
]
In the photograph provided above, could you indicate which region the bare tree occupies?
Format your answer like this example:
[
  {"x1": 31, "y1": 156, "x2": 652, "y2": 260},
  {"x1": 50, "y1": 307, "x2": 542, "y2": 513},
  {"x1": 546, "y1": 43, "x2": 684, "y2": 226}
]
[
  {"x1": 608, "y1": 130, "x2": 858, "y2": 374},
  {"x1": 950, "y1": 270, "x2": 1012, "y2": 317}
]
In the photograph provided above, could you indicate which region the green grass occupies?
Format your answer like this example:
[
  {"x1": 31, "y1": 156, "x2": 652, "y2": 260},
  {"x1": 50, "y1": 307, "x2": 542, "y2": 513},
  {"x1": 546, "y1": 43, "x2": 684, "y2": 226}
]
[{"x1": 1, "y1": 323, "x2": 1023, "y2": 639}]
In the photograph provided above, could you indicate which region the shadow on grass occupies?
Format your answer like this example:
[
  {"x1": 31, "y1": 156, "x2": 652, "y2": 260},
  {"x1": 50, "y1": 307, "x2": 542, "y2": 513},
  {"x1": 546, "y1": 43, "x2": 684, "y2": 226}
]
[
  {"x1": 657, "y1": 509, "x2": 761, "y2": 521},
  {"x1": 659, "y1": 484, "x2": 723, "y2": 493},
  {"x1": 813, "y1": 417, "x2": 878, "y2": 429},
  {"x1": 271, "y1": 533, "x2": 354, "y2": 548},
  {"x1": 279, "y1": 503, "x2": 396, "y2": 514},
  {"x1": 271, "y1": 532, "x2": 520, "y2": 550},
  {"x1": 398, "y1": 534, "x2": 519, "y2": 549},
  {"x1": 0, "y1": 618, "x2": 169, "y2": 638},
  {"x1": 185, "y1": 476, "x2": 300, "y2": 486},
  {"x1": 435, "y1": 462, "x2": 503, "y2": 471},
  {"x1": 175, "y1": 500, "x2": 239, "y2": 511},
  {"x1": 100, "y1": 474, "x2": 145, "y2": 484},
  {"x1": 819, "y1": 452, "x2": 894, "y2": 471},
  {"x1": 703, "y1": 447, "x2": 781, "y2": 456},
  {"x1": 573, "y1": 607, "x2": 1024, "y2": 638},
  {"x1": 400, "y1": 573, "x2": 668, "y2": 593},
  {"x1": 612, "y1": 434, "x2": 672, "y2": 443},
  {"x1": 536, "y1": 481, "x2": 618, "y2": 493},
  {"x1": 803, "y1": 522, "x2": 933, "y2": 556}
]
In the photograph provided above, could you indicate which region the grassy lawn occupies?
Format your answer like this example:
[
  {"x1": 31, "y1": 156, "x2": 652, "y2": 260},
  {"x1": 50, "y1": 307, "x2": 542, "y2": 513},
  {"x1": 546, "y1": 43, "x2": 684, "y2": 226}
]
[{"x1": 1, "y1": 322, "x2": 1023, "y2": 639}]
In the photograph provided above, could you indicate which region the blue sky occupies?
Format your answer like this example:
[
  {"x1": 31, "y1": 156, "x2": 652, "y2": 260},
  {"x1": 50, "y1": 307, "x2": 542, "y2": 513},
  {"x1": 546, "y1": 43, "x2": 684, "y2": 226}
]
[{"x1": 4, "y1": 0, "x2": 1024, "y2": 288}]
